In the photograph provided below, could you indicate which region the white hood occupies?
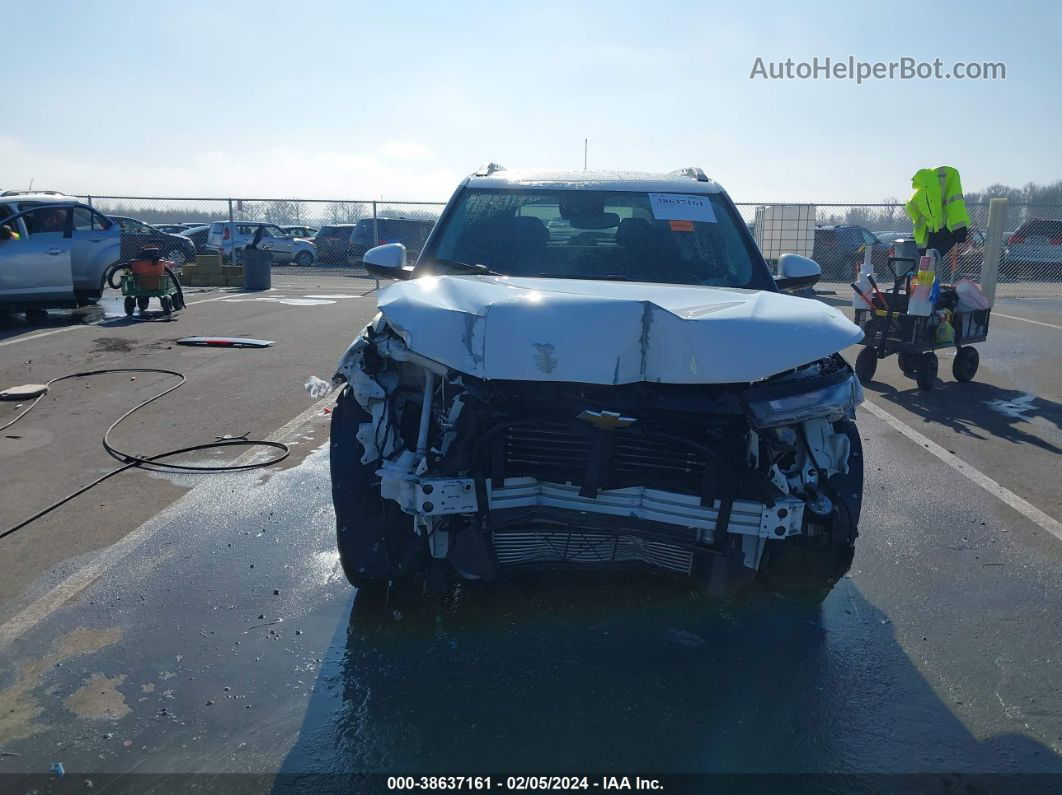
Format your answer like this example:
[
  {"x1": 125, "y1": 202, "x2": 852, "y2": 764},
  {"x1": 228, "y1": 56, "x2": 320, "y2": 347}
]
[{"x1": 376, "y1": 275, "x2": 862, "y2": 384}]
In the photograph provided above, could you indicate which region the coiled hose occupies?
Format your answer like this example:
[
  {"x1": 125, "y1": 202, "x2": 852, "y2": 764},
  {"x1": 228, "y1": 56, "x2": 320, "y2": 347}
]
[{"x1": 0, "y1": 368, "x2": 289, "y2": 540}]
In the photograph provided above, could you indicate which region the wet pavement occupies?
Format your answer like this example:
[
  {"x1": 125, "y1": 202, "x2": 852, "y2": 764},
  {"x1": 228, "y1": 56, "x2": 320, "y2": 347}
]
[{"x1": 0, "y1": 402, "x2": 1060, "y2": 792}]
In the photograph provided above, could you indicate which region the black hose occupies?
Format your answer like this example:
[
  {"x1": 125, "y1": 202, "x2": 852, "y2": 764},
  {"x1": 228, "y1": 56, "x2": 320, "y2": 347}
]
[
  {"x1": 164, "y1": 265, "x2": 186, "y2": 308},
  {"x1": 0, "y1": 368, "x2": 290, "y2": 541}
]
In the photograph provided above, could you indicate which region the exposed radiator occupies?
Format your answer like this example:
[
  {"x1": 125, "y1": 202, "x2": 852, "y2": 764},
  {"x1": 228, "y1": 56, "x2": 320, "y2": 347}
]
[{"x1": 492, "y1": 530, "x2": 694, "y2": 575}]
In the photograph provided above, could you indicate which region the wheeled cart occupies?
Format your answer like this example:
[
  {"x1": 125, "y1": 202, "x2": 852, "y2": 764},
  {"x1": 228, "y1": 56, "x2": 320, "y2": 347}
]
[
  {"x1": 117, "y1": 247, "x2": 186, "y2": 316},
  {"x1": 852, "y1": 255, "x2": 991, "y2": 391}
]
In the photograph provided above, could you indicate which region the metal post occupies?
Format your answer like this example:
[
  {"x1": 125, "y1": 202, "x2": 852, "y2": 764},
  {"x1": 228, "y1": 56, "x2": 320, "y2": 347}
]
[
  {"x1": 228, "y1": 199, "x2": 234, "y2": 223},
  {"x1": 981, "y1": 197, "x2": 1007, "y2": 306},
  {"x1": 86, "y1": 195, "x2": 93, "y2": 208},
  {"x1": 372, "y1": 201, "x2": 379, "y2": 246}
]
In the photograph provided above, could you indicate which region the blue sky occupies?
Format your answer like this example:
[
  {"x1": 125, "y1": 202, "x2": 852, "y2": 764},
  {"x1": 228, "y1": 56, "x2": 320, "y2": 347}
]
[{"x1": 4, "y1": 0, "x2": 1060, "y2": 202}]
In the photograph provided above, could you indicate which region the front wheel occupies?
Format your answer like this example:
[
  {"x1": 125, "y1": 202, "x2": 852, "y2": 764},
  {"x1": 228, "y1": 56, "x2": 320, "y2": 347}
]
[
  {"x1": 124, "y1": 296, "x2": 135, "y2": 316},
  {"x1": 952, "y1": 346, "x2": 979, "y2": 382},
  {"x1": 854, "y1": 346, "x2": 877, "y2": 382},
  {"x1": 160, "y1": 295, "x2": 173, "y2": 315},
  {"x1": 294, "y1": 250, "x2": 314, "y2": 267},
  {"x1": 916, "y1": 352, "x2": 938, "y2": 391},
  {"x1": 330, "y1": 385, "x2": 423, "y2": 591}
]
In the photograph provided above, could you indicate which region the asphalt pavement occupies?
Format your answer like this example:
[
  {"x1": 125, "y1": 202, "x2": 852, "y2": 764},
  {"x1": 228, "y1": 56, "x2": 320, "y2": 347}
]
[{"x1": 0, "y1": 284, "x2": 1059, "y2": 792}]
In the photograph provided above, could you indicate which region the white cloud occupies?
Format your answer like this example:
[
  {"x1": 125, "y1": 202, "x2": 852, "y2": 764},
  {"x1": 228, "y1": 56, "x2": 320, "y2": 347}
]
[{"x1": 0, "y1": 135, "x2": 460, "y2": 202}]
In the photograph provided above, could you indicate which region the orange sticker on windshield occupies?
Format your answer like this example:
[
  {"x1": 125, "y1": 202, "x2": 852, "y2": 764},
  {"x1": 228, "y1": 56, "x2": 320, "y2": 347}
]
[{"x1": 669, "y1": 220, "x2": 694, "y2": 232}]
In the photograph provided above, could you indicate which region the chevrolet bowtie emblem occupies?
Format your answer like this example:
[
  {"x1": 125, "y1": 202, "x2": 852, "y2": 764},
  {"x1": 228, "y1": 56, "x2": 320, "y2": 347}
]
[{"x1": 577, "y1": 410, "x2": 637, "y2": 430}]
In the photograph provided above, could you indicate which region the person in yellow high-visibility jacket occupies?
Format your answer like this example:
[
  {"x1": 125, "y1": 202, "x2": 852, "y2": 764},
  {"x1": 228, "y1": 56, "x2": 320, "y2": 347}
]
[{"x1": 905, "y1": 166, "x2": 970, "y2": 256}]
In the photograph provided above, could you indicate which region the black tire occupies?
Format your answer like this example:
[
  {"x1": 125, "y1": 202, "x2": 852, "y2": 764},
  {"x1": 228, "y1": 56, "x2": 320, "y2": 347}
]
[
  {"x1": 136, "y1": 296, "x2": 149, "y2": 312},
  {"x1": 897, "y1": 351, "x2": 919, "y2": 377},
  {"x1": 854, "y1": 346, "x2": 877, "y2": 382},
  {"x1": 330, "y1": 386, "x2": 422, "y2": 591},
  {"x1": 160, "y1": 295, "x2": 173, "y2": 315},
  {"x1": 25, "y1": 308, "x2": 48, "y2": 325},
  {"x1": 758, "y1": 419, "x2": 862, "y2": 601},
  {"x1": 124, "y1": 296, "x2": 136, "y2": 316},
  {"x1": 294, "y1": 250, "x2": 314, "y2": 267},
  {"x1": 952, "y1": 346, "x2": 979, "y2": 382},
  {"x1": 916, "y1": 352, "x2": 938, "y2": 391}
]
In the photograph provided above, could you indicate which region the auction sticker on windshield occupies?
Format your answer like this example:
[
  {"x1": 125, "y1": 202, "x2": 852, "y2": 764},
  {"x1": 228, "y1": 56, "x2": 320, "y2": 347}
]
[{"x1": 648, "y1": 192, "x2": 717, "y2": 223}]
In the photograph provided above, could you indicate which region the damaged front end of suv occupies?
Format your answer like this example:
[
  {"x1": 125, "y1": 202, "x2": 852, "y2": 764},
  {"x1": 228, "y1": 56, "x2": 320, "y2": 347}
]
[
  {"x1": 328, "y1": 168, "x2": 866, "y2": 599},
  {"x1": 330, "y1": 281, "x2": 864, "y2": 599}
]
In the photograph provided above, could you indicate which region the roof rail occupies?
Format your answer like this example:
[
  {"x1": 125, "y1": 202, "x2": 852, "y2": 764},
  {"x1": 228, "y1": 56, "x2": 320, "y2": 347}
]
[
  {"x1": 473, "y1": 162, "x2": 506, "y2": 177},
  {"x1": 667, "y1": 167, "x2": 709, "y2": 183},
  {"x1": 0, "y1": 189, "x2": 69, "y2": 197}
]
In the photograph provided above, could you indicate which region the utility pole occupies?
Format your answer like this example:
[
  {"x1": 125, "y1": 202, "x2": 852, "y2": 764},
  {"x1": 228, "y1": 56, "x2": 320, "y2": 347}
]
[{"x1": 583, "y1": 139, "x2": 588, "y2": 171}]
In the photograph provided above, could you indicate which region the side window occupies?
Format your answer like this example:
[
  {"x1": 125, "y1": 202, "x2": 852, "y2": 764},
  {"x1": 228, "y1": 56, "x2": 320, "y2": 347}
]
[
  {"x1": 24, "y1": 207, "x2": 71, "y2": 238},
  {"x1": 73, "y1": 207, "x2": 107, "y2": 232}
]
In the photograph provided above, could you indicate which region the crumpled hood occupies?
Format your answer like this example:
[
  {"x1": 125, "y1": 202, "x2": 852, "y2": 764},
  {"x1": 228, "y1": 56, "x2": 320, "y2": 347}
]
[{"x1": 376, "y1": 275, "x2": 862, "y2": 384}]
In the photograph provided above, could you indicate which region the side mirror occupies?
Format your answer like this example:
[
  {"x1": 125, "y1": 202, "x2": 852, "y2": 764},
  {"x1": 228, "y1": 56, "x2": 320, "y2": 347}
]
[
  {"x1": 363, "y1": 243, "x2": 412, "y2": 280},
  {"x1": 775, "y1": 253, "x2": 821, "y2": 292}
]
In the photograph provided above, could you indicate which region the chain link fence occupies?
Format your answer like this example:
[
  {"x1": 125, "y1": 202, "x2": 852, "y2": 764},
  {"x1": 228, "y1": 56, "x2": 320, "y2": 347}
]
[{"x1": 77, "y1": 195, "x2": 1062, "y2": 295}]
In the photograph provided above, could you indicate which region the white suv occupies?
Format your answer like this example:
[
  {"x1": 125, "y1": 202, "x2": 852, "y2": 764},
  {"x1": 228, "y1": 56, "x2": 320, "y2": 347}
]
[
  {"x1": 327, "y1": 166, "x2": 866, "y2": 600},
  {"x1": 206, "y1": 222, "x2": 316, "y2": 266}
]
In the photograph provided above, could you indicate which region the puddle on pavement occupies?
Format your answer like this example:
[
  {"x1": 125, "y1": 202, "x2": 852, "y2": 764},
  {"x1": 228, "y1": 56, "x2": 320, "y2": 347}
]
[{"x1": 0, "y1": 627, "x2": 122, "y2": 744}]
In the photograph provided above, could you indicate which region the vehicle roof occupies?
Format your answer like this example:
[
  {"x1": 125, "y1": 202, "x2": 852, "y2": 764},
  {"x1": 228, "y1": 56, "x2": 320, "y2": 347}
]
[
  {"x1": 465, "y1": 168, "x2": 724, "y2": 194},
  {"x1": 0, "y1": 192, "x2": 81, "y2": 204}
]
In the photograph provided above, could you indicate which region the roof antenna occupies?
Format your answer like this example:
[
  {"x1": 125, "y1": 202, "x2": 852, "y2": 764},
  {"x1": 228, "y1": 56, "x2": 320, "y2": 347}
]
[
  {"x1": 583, "y1": 139, "x2": 588, "y2": 171},
  {"x1": 27, "y1": 178, "x2": 34, "y2": 191}
]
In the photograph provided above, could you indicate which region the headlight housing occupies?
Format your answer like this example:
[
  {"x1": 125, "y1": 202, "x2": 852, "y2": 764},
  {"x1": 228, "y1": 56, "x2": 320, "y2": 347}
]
[{"x1": 747, "y1": 374, "x2": 863, "y2": 428}]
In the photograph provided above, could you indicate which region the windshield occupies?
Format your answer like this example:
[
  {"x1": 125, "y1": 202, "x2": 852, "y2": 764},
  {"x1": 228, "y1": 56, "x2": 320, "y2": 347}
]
[{"x1": 422, "y1": 187, "x2": 773, "y2": 289}]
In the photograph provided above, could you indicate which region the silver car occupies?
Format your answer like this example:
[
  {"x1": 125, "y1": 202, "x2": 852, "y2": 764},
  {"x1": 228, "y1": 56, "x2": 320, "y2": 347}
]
[
  {"x1": 0, "y1": 200, "x2": 121, "y2": 309},
  {"x1": 206, "y1": 221, "x2": 316, "y2": 266},
  {"x1": 1004, "y1": 218, "x2": 1062, "y2": 277}
]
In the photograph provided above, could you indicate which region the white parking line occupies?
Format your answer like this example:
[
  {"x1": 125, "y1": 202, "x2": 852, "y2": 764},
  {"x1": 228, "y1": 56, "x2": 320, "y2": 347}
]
[
  {"x1": 0, "y1": 393, "x2": 335, "y2": 650},
  {"x1": 992, "y1": 312, "x2": 1062, "y2": 331},
  {"x1": 862, "y1": 399, "x2": 1062, "y2": 543}
]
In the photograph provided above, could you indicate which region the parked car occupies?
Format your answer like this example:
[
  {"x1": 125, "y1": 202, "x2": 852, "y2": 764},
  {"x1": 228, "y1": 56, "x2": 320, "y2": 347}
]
[
  {"x1": 812, "y1": 225, "x2": 889, "y2": 280},
  {"x1": 313, "y1": 224, "x2": 358, "y2": 264},
  {"x1": 1004, "y1": 218, "x2": 1062, "y2": 278},
  {"x1": 110, "y1": 216, "x2": 197, "y2": 267},
  {"x1": 0, "y1": 199, "x2": 121, "y2": 311},
  {"x1": 328, "y1": 166, "x2": 864, "y2": 600},
  {"x1": 178, "y1": 224, "x2": 220, "y2": 255},
  {"x1": 347, "y1": 217, "x2": 437, "y2": 266},
  {"x1": 155, "y1": 223, "x2": 193, "y2": 234},
  {"x1": 206, "y1": 222, "x2": 316, "y2": 266},
  {"x1": 281, "y1": 225, "x2": 318, "y2": 239}
]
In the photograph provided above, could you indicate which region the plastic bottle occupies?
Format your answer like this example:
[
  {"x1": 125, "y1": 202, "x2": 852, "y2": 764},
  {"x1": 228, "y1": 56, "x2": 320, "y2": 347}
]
[
  {"x1": 852, "y1": 244, "x2": 875, "y2": 309},
  {"x1": 907, "y1": 254, "x2": 937, "y2": 316}
]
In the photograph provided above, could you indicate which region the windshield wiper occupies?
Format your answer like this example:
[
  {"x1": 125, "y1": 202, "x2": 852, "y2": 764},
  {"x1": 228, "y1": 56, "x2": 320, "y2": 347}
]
[
  {"x1": 431, "y1": 258, "x2": 501, "y2": 276},
  {"x1": 539, "y1": 273, "x2": 631, "y2": 281}
]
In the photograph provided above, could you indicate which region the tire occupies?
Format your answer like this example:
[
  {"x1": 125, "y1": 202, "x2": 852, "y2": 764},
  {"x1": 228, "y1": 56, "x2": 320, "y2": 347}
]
[
  {"x1": 854, "y1": 346, "x2": 877, "y2": 382},
  {"x1": 915, "y1": 352, "x2": 938, "y2": 391},
  {"x1": 160, "y1": 295, "x2": 173, "y2": 315},
  {"x1": 136, "y1": 296, "x2": 149, "y2": 312},
  {"x1": 25, "y1": 308, "x2": 48, "y2": 325},
  {"x1": 124, "y1": 296, "x2": 135, "y2": 316},
  {"x1": 897, "y1": 351, "x2": 919, "y2": 377},
  {"x1": 758, "y1": 419, "x2": 862, "y2": 601},
  {"x1": 330, "y1": 385, "x2": 422, "y2": 591},
  {"x1": 171, "y1": 292, "x2": 185, "y2": 311},
  {"x1": 952, "y1": 346, "x2": 979, "y2": 382},
  {"x1": 166, "y1": 248, "x2": 187, "y2": 268},
  {"x1": 294, "y1": 250, "x2": 314, "y2": 267}
]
